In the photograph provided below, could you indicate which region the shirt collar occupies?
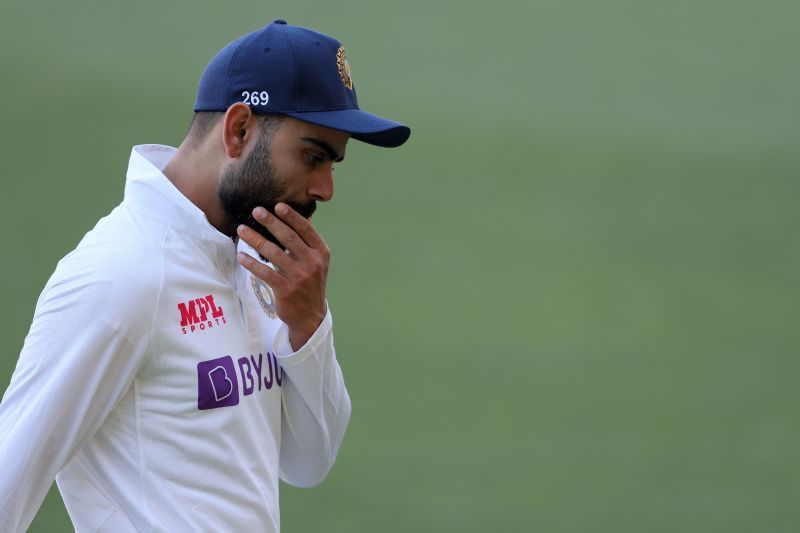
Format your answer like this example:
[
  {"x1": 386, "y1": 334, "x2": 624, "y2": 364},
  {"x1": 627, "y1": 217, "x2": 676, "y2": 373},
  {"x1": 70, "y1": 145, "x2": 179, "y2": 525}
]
[{"x1": 124, "y1": 144, "x2": 234, "y2": 245}]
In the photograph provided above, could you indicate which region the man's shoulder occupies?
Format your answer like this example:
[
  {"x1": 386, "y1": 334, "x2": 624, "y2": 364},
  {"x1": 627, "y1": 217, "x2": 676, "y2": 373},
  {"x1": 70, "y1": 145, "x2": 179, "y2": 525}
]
[
  {"x1": 64, "y1": 204, "x2": 166, "y2": 281},
  {"x1": 41, "y1": 206, "x2": 168, "y2": 332}
]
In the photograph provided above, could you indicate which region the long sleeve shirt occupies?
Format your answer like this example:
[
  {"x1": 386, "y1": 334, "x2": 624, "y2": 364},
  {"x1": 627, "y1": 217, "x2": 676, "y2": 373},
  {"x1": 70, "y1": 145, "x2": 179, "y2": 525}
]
[{"x1": 0, "y1": 144, "x2": 351, "y2": 532}]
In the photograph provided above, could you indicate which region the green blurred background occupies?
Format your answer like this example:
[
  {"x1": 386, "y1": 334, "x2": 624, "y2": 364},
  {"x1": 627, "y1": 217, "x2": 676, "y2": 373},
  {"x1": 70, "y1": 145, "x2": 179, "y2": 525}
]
[{"x1": 1, "y1": 0, "x2": 798, "y2": 531}]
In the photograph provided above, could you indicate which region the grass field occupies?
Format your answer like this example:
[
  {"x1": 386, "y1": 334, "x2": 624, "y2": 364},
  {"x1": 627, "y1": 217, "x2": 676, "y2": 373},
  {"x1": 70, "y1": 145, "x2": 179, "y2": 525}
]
[{"x1": 1, "y1": 0, "x2": 798, "y2": 531}]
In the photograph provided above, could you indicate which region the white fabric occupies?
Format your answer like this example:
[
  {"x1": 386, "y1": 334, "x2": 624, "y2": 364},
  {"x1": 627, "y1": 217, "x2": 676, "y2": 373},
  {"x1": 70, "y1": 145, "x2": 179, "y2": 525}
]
[{"x1": 0, "y1": 145, "x2": 351, "y2": 532}]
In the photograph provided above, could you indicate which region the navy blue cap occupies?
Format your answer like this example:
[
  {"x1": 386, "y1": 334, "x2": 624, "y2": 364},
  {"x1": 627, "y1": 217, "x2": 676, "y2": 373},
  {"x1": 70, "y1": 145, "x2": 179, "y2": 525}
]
[{"x1": 194, "y1": 20, "x2": 410, "y2": 148}]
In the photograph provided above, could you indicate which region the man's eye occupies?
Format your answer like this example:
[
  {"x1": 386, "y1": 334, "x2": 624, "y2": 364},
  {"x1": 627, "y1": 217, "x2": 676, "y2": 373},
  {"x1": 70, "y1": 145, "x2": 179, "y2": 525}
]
[{"x1": 307, "y1": 153, "x2": 324, "y2": 165}]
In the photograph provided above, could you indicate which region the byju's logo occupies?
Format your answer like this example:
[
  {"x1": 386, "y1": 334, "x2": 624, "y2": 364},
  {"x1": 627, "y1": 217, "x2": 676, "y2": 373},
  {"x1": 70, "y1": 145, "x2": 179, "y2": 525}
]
[
  {"x1": 197, "y1": 356, "x2": 240, "y2": 410},
  {"x1": 197, "y1": 353, "x2": 283, "y2": 411},
  {"x1": 179, "y1": 294, "x2": 226, "y2": 334}
]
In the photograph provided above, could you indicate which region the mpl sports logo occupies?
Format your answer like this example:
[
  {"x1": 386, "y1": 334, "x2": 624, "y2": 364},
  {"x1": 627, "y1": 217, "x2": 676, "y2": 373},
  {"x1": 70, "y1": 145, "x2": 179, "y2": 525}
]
[
  {"x1": 197, "y1": 353, "x2": 283, "y2": 410},
  {"x1": 178, "y1": 294, "x2": 227, "y2": 334}
]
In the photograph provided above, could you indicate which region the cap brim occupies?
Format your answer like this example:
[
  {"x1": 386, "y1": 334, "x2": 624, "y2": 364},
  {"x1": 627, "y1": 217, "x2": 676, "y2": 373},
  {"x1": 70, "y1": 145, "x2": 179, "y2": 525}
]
[{"x1": 285, "y1": 108, "x2": 410, "y2": 148}]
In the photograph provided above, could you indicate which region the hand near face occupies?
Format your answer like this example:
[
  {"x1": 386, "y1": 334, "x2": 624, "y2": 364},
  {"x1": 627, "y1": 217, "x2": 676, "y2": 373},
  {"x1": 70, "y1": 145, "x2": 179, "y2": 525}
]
[{"x1": 236, "y1": 203, "x2": 330, "y2": 351}]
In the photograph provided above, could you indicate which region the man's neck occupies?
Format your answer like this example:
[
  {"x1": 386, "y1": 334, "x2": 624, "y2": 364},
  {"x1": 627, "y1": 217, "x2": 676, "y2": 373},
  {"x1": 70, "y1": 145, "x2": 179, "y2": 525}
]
[{"x1": 162, "y1": 145, "x2": 230, "y2": 236}]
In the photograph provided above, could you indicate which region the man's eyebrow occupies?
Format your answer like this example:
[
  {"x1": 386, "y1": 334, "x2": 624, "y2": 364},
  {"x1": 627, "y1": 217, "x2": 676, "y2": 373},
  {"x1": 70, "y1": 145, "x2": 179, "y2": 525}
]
[{"x1": 301, "y1": 137, "x2": 345, "y2": 163}]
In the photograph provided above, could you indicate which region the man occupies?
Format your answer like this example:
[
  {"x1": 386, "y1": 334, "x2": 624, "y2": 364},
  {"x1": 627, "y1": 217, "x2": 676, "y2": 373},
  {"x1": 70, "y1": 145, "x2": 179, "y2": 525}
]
[{"x1": 0, "y1": 19, "x2": 409, "y2": 531}]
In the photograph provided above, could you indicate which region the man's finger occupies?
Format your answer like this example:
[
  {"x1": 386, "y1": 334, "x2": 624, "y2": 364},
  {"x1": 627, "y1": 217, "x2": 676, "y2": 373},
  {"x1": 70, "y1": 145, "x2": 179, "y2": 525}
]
[
  {"x1": 251, "y1": 207, "x2": 311, "y2": 258},
  {"x1": 236, "y1": 224, "x2": 295, "y2": 275},
  {"x1": 273, "y1": 203, "x2": 327, "y2": 250},
  {"x1": 237, "y1": 251, "x2": 287, "y2": 287}
]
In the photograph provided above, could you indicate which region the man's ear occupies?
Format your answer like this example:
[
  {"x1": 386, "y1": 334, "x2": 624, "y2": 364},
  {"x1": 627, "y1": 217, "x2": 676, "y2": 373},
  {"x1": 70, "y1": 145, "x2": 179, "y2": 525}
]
[{"x1": 221, "y1": 103, "x2": 255, "y2": 159}]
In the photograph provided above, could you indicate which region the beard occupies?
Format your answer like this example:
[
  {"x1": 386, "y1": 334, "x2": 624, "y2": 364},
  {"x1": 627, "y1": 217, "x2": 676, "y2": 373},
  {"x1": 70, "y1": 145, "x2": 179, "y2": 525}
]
[{"x1": 218, "y1": 130, "x2": 316, "y2": 249}]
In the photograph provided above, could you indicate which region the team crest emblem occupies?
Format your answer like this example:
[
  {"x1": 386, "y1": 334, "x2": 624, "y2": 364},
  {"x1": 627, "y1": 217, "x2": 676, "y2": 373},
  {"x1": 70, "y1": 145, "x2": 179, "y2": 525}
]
[
  {"x1": 336, "y1": 45, "x2": 353, "y2": 90},
  {"x1": 250, "y1": 274, "x2": 278, "y2": 319}
]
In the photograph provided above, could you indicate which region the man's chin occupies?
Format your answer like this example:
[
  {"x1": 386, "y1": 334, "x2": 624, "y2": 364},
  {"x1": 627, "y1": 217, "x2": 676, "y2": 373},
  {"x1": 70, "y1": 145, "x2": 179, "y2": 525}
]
[
  {"x1": 228, "y1": 200, "x2": 315, "y2": 249},
  {"x1": 238, "y1": 214, "x2": 285, "y2": 250},
  {"x1": 279, "y1": 199, "x2": 317, "y2": 220}
]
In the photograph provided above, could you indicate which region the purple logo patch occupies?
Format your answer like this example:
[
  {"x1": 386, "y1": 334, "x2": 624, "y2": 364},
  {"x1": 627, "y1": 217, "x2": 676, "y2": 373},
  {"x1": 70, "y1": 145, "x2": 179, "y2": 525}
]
[{"x1": 197, "y1": 356, "x2": 240, "y2": 410}]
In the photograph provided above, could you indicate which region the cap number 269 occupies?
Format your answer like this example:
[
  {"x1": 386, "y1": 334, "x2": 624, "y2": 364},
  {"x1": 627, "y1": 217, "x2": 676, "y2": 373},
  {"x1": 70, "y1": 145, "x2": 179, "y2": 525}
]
[{"x1": 242, "y1": 91, "x2": 269, "y2": 106}]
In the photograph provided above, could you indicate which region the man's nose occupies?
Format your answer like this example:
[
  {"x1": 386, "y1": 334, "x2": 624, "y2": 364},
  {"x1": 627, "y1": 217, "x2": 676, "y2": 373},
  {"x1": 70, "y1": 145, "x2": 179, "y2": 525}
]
[{"x1": 308, "y1": 165, "x2": 334, "y2": 202}]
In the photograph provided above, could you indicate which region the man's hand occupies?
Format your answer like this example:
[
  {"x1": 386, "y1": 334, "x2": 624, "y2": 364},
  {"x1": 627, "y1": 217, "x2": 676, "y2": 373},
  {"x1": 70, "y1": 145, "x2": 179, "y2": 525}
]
[{"x1": 236, "y1": 203, "x2": 330, "y2": 351}]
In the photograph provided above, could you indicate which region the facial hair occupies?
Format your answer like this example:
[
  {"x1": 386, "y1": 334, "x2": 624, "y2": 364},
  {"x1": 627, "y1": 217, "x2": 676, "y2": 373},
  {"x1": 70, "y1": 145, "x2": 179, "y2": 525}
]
[{"x1": 218, "y1": 129, "x2": 316, "y2": 249}]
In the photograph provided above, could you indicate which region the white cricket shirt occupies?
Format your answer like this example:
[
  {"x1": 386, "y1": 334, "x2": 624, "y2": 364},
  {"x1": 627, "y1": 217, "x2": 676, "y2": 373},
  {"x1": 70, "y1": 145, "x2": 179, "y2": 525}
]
[{"x1": 0, "y1": 145, "x2": 351, "y2": 532}]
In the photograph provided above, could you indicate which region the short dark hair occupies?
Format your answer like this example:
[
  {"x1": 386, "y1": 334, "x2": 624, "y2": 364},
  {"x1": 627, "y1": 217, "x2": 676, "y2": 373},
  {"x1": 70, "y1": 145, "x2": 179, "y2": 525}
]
[
  {"x1": 185, "y1": 112, "x2": 224, "y2": 147},
  {"x1": 185, "y1": 112, "x2": 284, "y2": 148}
]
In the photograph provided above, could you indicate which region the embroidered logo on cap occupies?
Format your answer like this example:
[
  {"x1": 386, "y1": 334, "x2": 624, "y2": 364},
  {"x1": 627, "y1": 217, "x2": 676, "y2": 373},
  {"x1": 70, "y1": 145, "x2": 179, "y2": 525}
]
[{"x1": 337, "y1": 46, "x2": 353, "y2": 90}]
